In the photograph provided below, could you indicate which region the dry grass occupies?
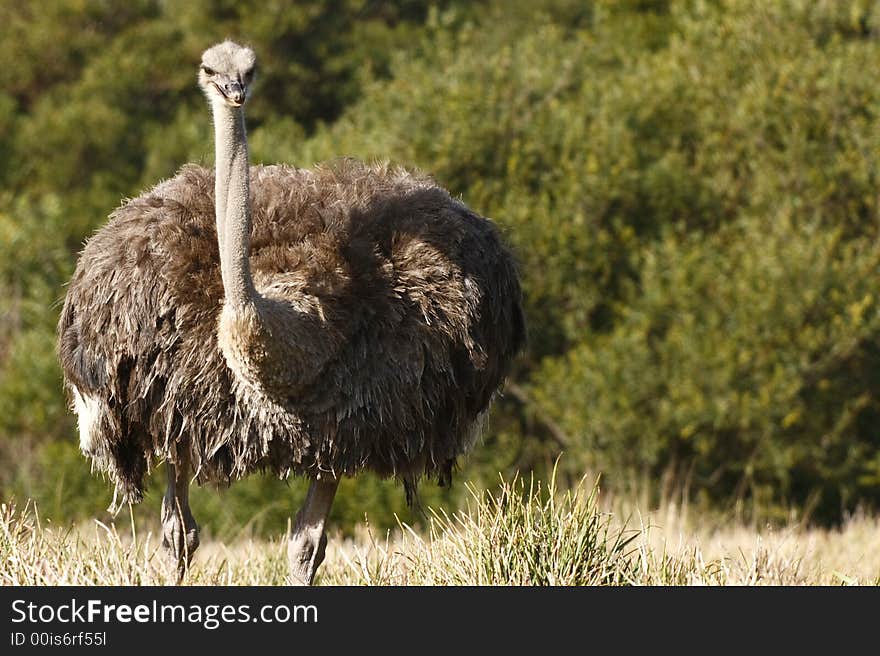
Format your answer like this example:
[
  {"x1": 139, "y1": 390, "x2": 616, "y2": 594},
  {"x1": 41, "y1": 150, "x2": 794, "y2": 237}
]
[{"x1": 2, "y1": 473, "x2": 879, "y2": 586}]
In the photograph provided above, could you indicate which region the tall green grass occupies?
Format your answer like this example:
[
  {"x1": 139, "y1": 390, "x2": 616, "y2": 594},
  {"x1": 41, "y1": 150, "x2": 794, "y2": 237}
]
[{"x1": 399, "y1": 473, "x2": 638, "y2": 585}]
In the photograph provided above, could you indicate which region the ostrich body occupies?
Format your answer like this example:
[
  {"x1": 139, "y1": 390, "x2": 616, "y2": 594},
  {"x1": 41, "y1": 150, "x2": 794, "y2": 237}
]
[{"x1": 58, "y1": 41, "x2": 524, "y2": 584}]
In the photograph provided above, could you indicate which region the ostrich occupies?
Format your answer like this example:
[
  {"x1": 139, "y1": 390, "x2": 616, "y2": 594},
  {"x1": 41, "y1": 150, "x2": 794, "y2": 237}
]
[{"x1": 58, "y1": 40, "x2": 524, "y2": 584}]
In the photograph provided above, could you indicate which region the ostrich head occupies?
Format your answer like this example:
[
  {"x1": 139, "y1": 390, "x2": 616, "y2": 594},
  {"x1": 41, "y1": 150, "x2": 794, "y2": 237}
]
[{"x1": 198, "y1": 40, "x2": 257, "y2": 107}]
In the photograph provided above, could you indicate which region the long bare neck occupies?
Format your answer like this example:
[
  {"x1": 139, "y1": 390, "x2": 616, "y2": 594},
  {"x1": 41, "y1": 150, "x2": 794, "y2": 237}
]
[{"x1": 212, "y1": 100, "x2": 255, "y2": 309}]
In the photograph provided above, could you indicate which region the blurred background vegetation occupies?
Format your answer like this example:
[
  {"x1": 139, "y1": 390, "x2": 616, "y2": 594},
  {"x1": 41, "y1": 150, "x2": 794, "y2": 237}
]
[{"x1": 2, "y1": 0, "x2": 880, "y2": 537}]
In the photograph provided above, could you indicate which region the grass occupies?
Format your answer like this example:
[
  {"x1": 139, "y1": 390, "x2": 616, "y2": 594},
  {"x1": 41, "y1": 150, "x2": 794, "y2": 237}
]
[{"x1": 2, "y1": 472, "x2": 879, "y2": 586}]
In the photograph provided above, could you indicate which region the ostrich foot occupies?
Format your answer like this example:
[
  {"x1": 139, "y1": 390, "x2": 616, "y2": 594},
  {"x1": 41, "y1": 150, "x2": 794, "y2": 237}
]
[
  {"x1": 288, "y1": 476, "x2": 339, "y2": 585},
  {"x1": 161, "y1": 459, "x2": 199, "y2": 583},
  {"x1": 162, "y1": 502, "x2": 199, "y2": 582},
  {"x1": 288, "y1": 526, "x2": 329, "y2": 585}
]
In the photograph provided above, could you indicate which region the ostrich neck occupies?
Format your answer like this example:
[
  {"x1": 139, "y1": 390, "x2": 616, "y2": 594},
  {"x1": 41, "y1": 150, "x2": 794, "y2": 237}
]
[
  {"x1": 210, "y1": 97, "x2": 326, "y2": 399},
  {"x1": 212, "y1": 101, "x2": 255, "y2": 309}
]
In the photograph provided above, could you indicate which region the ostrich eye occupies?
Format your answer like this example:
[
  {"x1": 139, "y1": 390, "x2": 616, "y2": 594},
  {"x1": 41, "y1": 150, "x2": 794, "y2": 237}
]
[{"x1": 201, "y1": 65, "x2": 215, "y2": 76}]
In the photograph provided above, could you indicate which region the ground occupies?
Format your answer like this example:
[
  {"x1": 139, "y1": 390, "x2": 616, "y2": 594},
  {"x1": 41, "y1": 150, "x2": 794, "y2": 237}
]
[{"x1": 2, "y1": 478, "x2": 878, "y2": 585}]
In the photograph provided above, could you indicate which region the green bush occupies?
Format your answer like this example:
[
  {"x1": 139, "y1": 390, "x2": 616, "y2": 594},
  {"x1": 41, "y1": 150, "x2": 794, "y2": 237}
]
[{"x1": 534, "y1": 215, "x2": 880, "y2": 520}]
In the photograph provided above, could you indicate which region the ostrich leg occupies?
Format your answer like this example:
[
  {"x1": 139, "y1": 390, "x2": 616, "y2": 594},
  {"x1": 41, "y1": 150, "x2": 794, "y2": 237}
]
[
  {"x1": 288, "y1": 475, "x2": 339, "y2": 585},
  {"x1": 161, "y1": 457, "x2": 200, "y2": 582}
]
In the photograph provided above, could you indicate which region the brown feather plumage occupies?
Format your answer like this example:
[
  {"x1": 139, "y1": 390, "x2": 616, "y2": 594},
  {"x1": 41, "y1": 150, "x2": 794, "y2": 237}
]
[{"x1": 58, "y1": 158, "x2": 525, "y2": 504}]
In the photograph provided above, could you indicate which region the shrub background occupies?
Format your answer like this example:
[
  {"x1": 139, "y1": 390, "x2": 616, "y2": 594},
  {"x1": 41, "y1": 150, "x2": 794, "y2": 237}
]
[{"x1": 2, "y1": 0, "x2": 880, "y2": 534}]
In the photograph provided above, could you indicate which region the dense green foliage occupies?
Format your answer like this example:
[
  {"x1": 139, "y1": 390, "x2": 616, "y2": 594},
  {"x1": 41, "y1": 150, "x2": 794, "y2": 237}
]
[{"x1": 2, "y1": 0, "x2": 880, "y2": 533}]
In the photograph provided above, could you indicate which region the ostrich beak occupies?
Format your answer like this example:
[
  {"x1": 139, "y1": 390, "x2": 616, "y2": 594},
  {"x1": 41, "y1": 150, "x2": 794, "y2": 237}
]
[{"x1": 213, "y1": 80, "x2": 246, "y2": 106}]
